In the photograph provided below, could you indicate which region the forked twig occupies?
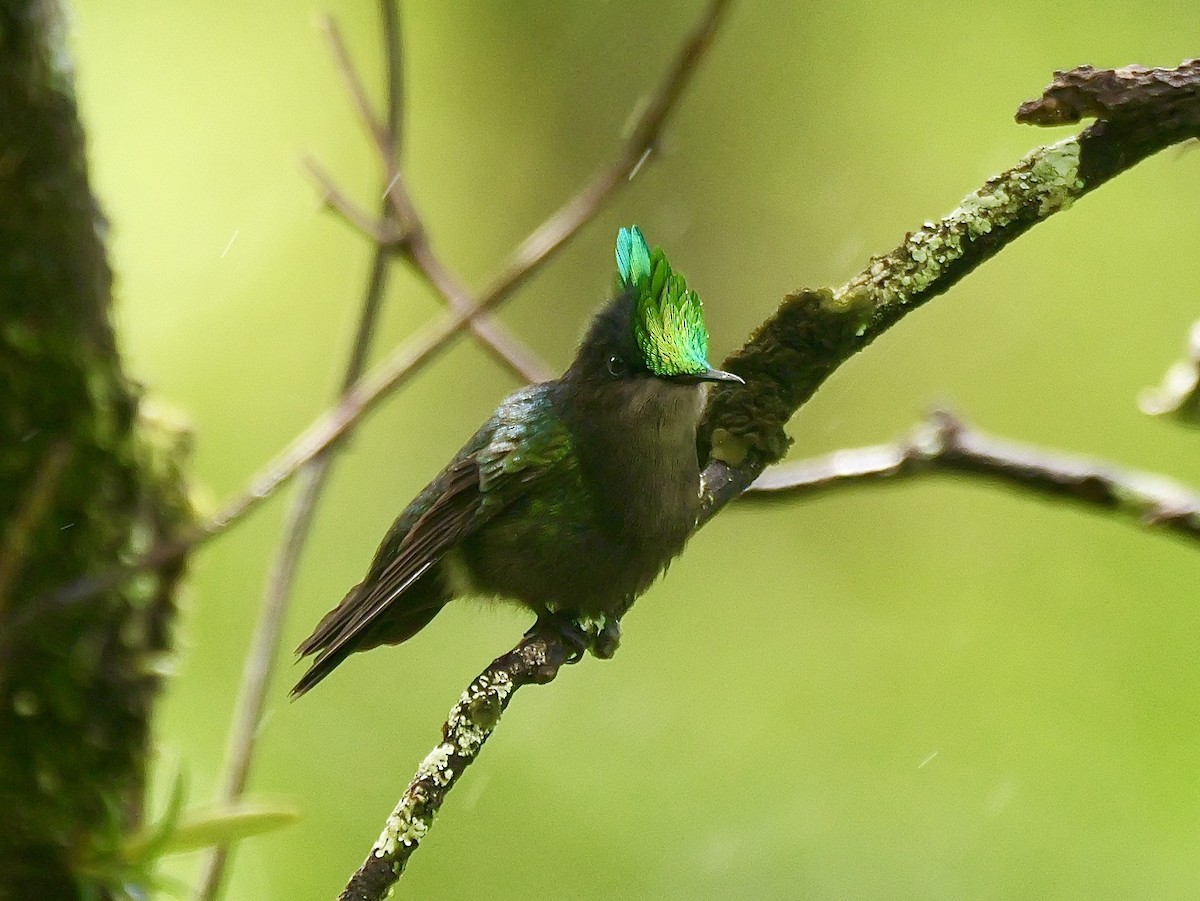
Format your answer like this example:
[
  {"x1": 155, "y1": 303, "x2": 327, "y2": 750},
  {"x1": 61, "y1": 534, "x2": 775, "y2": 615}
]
[
  {"x1": 316, "y1": 13, "x2": 550, "y2": 384},
  {"x1": 746, "y1": 408, "x2": 1200, "y2": 543},
  {"x1": 46, "y1": 0, "x2": 730, "y2": 618}
]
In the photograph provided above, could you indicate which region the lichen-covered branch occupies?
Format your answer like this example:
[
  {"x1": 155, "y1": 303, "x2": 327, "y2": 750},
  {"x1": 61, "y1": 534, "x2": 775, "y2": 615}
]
[
  {"x1": 338, "y1": 55, "x2": 1200, "y2": 900},
  {"x1": 698, "y1": 58, "x2": 1200, "y2": 514},
  {"x1": 339, "y1": 626, "x2": 571, "y2": 900},
  {"x1": 0, "y1": 3, "x2": 192, "y2": 898},
  {"x1": 746, "y1": 409, "x2": 1200, "y2": 544}
]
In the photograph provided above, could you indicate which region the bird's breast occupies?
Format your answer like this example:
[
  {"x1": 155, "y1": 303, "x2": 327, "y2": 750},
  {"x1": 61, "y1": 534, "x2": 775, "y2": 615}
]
[{"x1": 458, "y1": 380, "x2": 706, "y2": 616}]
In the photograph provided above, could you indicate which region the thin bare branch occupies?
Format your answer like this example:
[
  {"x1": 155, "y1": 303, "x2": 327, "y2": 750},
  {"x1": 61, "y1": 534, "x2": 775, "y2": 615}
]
[
  {"x1": 303, "y1": 155, "x2": 404, "y2": 245},
  {"x1": 379, "y1": 0, "x2": 403, "y2": 148},
  {"x1": 318, "y1": 12, "x2": 394, "y2": 167},
  {"x1": 407, "y1": 231, "x2": 555, "y2": 383},
  {"x1": 195, "y1": 8, "x2": 408, "y2": 901},
  {"x1": 746, "y1": 408, "x2": 1200, "y2": 543}
]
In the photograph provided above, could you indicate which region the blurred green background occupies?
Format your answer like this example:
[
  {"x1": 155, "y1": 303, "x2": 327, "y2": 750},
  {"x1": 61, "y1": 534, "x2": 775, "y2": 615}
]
[{"x1": 70, "y1": 2, "x2": 1200, "y2": 898}]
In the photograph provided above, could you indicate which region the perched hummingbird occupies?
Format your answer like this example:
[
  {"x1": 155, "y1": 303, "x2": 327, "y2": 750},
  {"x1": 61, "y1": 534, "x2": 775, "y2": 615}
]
[{"x1": 292, "y1": 226, "x2": 741, "y2": 696}]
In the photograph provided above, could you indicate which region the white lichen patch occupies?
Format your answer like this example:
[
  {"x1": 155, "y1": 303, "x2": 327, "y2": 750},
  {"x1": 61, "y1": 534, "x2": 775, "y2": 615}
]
[
  {"x1": 416, "y1": 743, "x2": 454, "y2": 784},
  {"x1": 374, "y1": 806, "x2": 430, "y2": 857},
  {"x1": 371, "y1": 667, "x2": 525, "y2": 862},
  {"x1": 835, "y1": 137, "x2": 1083, "y2": 311},
  {"x1": 446, "y1": 670, "x2": 513, "y2": 755}
]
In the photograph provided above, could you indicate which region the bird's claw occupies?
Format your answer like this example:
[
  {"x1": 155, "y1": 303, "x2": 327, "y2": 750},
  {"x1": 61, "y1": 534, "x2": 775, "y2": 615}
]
[
  {"x1": 590, "y1": 619, "x2": 621, "y2": 659},
  {"x1": 530, "y1": 612, "x2": 621, "y2": 664}
]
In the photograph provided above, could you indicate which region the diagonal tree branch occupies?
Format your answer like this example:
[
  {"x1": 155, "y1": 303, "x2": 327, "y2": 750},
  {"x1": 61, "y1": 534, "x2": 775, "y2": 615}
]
[
  {"x1": 386, "y1": 173, "x2": 556, "y2": 384},
  {"x1": 745, "y1": 408, "x2": 1200, "y2": 544},
  {"x1": 337, "y1": 627, "x2": 572, "y2": 901},
  {"x1": 338, "y1": 57, "x2": 1200, "y2": 900},
  {"x1": 697, "y1": 58, "x2": 1200, "y2": 518}
]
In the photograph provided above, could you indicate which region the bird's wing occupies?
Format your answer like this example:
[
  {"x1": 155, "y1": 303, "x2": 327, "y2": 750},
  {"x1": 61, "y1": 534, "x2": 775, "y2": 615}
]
[{"x1": 295, "y1": 387, "x2": 574, "y2": 680}]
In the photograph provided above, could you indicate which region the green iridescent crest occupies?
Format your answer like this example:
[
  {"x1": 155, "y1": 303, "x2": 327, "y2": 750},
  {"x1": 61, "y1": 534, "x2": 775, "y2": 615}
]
[{"x1": 615, "y1": 225, "x2": 712, "y2": 378}]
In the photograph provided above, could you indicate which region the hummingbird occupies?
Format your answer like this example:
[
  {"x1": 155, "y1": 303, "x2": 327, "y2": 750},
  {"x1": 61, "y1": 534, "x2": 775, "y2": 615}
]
[{"x1": 292, "y1": 226, "x2": 742, "y2": 696}]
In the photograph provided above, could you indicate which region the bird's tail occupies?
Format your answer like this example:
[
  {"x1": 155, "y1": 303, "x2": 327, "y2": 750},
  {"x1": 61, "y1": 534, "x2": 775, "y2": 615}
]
[{"x1": 291, "y1": 587, "x2": 445, "y2": 697}]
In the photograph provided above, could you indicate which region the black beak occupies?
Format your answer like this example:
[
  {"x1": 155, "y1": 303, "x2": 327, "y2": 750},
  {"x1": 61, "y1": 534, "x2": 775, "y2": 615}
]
[{"x1": 698, "y1": 367, "x2": 744, "y2": 384}]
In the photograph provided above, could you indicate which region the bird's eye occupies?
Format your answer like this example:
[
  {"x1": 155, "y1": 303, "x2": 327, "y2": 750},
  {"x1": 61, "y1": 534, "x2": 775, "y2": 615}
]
[{"x1": 606, "y1": 354, "x2": 627, "y2": 377}]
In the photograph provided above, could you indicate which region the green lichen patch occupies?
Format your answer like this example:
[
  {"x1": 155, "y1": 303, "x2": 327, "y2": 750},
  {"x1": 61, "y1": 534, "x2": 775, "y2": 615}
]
[{"x1": 835, "y1": 137, "x2": 1084, "y2": 318}]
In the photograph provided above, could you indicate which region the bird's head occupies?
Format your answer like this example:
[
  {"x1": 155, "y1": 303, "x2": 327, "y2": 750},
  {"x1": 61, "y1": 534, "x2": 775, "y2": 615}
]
[{"x1": 567, "y1": 226, "x2": 742, "y2": 387}]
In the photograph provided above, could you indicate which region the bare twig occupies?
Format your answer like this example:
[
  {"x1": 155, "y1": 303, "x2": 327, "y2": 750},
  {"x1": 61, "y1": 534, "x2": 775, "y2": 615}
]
[
  {"x1": 317, "y1": 14, "x2": 550, "y2": 384},
  {"x1": 304, "y1": 156, "x2": 404, "y2": 245},
  {"x1": 384, "y1": 146, "x2": 555, "y2": 384},
  {"x1": 746, "y1": 408, "x2": 1200, "y2": 542},
  {"x1": 318, "y1": 12, "x2": 395, "y2": 167},
  {"x1": 194, "y1": 6, "x2": 406, "y2": 900}
]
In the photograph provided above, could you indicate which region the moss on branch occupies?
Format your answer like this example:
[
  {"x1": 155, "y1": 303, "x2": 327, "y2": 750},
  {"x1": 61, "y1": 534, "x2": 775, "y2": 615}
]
[{"x1": 0, "y1": 3, "x2": 193, "y2": 897}]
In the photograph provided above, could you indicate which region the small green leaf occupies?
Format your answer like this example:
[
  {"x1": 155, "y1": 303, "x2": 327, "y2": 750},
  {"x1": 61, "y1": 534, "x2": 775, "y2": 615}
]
[
  {"x1": 154, "y1": 804, "x2": 300, "y2": 856},
  {"x1": 125, "y1": 770, "x2": 188, "y2": 865}
]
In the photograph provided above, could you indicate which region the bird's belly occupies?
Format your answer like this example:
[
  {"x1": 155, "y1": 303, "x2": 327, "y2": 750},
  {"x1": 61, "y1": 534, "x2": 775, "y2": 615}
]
[{"x1": 455, "y1": 510, "x2": 688, "y2": 617}]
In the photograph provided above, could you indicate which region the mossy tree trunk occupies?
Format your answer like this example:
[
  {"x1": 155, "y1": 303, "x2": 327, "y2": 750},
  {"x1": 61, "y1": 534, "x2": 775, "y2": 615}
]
[{"x1": 0, "y1": 2, "x2": 191, "y2": 898}]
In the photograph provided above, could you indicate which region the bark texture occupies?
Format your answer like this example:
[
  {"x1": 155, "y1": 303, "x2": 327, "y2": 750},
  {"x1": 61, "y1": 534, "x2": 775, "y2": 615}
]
[{"x1": 0, "y1": 3, "x2": 191, "y2": 897}]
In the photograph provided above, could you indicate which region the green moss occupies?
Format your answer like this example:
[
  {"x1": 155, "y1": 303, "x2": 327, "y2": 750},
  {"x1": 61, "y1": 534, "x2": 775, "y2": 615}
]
[
  {"x1": 0, "y1": 4, "x2": 195, "y2": 895},
  {"x1": 834, "y1": 138, "x2": 1084, "y2": 319},
  {"x1": 701, "y1": 287, "x2": 862, "y2": 474}
]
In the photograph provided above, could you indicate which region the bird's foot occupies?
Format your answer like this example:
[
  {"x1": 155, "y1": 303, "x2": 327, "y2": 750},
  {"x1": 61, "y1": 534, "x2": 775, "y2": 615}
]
[
  {"x1": 529, "y1": 612, "x2": 621, "y2": 663},
  {"x1": 528, "y1": 612, "x2": 589, "y2": 663},
  {"x1": 590, "y1": 618, "x2": 621, "y2": 660}
]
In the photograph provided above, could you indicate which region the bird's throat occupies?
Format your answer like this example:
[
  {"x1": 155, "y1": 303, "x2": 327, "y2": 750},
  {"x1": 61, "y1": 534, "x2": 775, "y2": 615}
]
[{"x1": 557, "y1": 377, "x2": 706, "y2": 537}]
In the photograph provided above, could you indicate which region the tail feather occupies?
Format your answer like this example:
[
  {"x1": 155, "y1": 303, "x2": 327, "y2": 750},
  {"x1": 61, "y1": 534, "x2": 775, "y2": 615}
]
[{"x1": 291, "y1": 597, "x2": 446, "y2": 698}]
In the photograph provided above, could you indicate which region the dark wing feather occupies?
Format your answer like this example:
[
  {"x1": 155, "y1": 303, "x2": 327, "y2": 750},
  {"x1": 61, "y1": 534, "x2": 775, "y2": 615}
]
[
  {"x1": 291, "y1": 458, "x2": 485, "y2": 696},
  {"x1": 292, "y1": 385, "x2": 574, "y2": 697}
]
